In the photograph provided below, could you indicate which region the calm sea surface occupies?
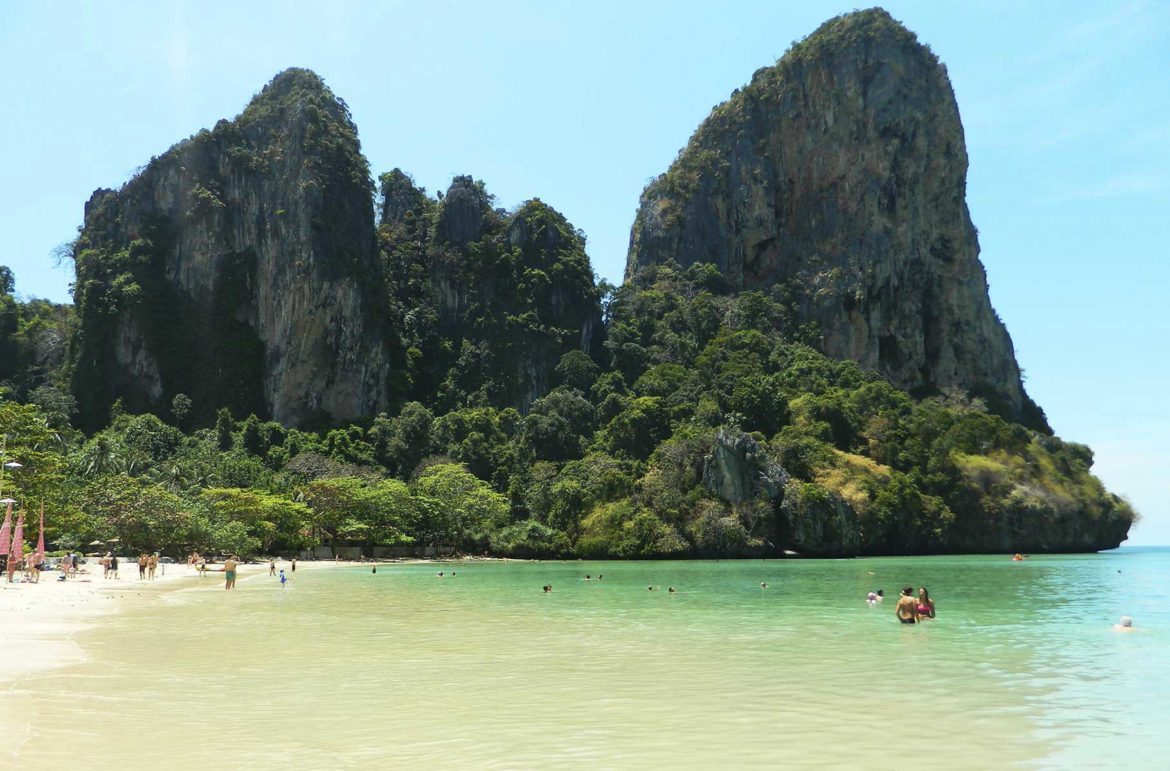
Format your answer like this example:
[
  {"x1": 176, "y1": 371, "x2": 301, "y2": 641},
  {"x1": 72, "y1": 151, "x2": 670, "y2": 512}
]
[{"x1": 7, "y1": 548, "x2": 1169, "y2": 768}]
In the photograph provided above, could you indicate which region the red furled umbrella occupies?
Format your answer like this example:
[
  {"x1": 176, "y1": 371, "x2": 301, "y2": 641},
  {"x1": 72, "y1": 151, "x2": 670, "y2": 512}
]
[
  {"x1": 12, "y1": 510, "x2": 23, "y2": 565},
  {"x1": 35, "y1": 502, "x2": 45, "y2": 564},
  {"x1": 0, "y1": 500, "x2": 12, "y2": 557}
]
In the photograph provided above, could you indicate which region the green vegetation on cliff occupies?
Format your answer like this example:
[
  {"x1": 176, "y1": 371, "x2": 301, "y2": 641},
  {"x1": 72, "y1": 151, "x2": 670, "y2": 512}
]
[
  {"x1": 0, "y1": 257, "x2": 1133, "y2": 559},
  {"x1": 378, "y1": 171, "x2": 602, "y2": 411}
]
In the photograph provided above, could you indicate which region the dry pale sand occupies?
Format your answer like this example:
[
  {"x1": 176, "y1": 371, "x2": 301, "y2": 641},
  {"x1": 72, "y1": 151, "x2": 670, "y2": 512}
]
[
  {"x1": 0, "y1": 558, "x2": 373, "y2": 758},
  {"x1": 0, "y1": 558, "x2": 360, "y2": 687}
]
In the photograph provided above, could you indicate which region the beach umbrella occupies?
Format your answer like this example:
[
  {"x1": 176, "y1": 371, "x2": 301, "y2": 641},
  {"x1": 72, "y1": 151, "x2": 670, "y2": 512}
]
[
  {"x1": 35, "y1": 502, "x2": 45, "y2": 564},
  {"x1": 0, "y1": 501, "x2": 11, "y2": 557},
  {"x1": 12, "y1": 510, "x2": 23, "y2": 565},
  {"x1": 88, "y1": 540, "x2": 106, "y2": 547}
]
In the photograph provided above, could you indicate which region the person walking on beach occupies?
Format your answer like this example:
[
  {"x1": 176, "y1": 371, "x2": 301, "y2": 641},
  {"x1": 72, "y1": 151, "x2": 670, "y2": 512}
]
[
  {"x1": 109, "y1": 553, "x2": 119, "y2": 579},
  {"x1": 279, "y1": 568, "x2": 288, "y2": 587},
  {"x1": 148, "y1": 552, "x2": 158, "y2": 581},
  {"x1": 269, "y1": 559, "x2": 276, "y2": 577},
  {"x1": 102, "y1": 552, "x2": 111, "y2": 579},
  {"x1": 137, "y1": 553, "x2": 147, "y2": 580},
  {"x1": 224, "y1": 555, "x2": 238, "y2": 590},
  {"x1": 291, "y1": 557, "x2": 296, "y2": 573},
  {"x1": 895, "y1": 586, "x2": 919, "y2": 624}
]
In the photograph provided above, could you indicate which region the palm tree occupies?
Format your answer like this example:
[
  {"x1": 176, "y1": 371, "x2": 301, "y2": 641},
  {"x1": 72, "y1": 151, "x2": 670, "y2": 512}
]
[{"x1": 79, "y1": 436, "x2": 120, "y2": 477}]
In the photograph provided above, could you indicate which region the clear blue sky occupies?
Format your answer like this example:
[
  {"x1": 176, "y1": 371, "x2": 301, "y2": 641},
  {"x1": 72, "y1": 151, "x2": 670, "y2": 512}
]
[{"x1": 1, "y1": 1, "x2": 1167, "y2": 543}]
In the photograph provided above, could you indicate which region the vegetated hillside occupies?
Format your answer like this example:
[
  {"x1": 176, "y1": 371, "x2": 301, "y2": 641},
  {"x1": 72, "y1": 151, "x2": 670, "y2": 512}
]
[
  {"x1": 377, "y1": 171, "x2": 603, "y2": 412},
  {"x1": 626, "y1": 8, "x2": 1046, "y2": 431},
  {"x1": 1, "y1": 9, "x2": 1131, "y2": 559}
]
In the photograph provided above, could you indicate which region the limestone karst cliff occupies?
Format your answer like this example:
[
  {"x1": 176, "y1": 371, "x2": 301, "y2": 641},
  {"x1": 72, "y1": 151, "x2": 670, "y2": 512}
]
[
  {"x1": 70, "y1": 68, "x2": 391, "y2": 429},
  {"x1": 49, "y1": 24, "x2": 1132, "y2": 556},
  {"x1": 378, "y1": 171, "x2": 602, "y2": 412},
  {"x1": 626, "y1": 8, "x2": 1047, "y2": 430}
]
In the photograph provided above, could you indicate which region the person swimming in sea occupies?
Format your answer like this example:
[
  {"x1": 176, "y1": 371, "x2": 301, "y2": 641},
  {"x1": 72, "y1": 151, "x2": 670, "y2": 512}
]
[
  {"x1": 917, "y1": 587, "x2": 935, "y2": 619},
  {"x1": 867, "y1": 589, "x2": 884, "y2": 606},
  {"x1": 668, "y1": 586, "x2": 675, "y2": 594},
  {"x1": 543, "y1": 584, "x2": 552, "y2": 593},
  {"x1": 1114, "y1": 616, "x2": 1137, "y2": 632},
  {"x1": 585, "y1": 574, "x2": 591, "y2": 581},
  {"x1": 760, "y1": 582, "x2": 768, "y2": 589},
  {"x1": 895, "y1": 586, "x2": 919, "y2": 624}
]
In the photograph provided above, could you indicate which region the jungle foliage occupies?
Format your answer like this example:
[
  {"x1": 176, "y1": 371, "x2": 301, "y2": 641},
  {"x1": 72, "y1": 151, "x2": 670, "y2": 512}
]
[{"x1": 0, "y1": 253, "x2": 1135, "y2": 559}]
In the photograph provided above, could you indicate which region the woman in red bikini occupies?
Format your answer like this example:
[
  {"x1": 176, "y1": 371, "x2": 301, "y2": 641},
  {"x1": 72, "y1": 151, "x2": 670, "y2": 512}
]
[{"x1": 917, "y1": 587, "x2": 935, "y2": 619}]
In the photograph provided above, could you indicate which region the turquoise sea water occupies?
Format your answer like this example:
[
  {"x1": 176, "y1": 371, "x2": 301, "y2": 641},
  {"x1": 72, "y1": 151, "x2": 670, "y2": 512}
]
[{"x1": 7, "y1": 548, "x2": 1169, "y2": 768}]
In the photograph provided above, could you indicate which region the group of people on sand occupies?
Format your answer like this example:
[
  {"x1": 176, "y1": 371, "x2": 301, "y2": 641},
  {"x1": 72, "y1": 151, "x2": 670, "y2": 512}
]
[
  {"x1": 4, "y1": 553, "x2": 48, "y2": 583},
  {"x1": 187, "y1": 552, "x2": 213, "y2": 577},
  {"x1": 135, "y1": 552, "x2": 161, "y2": 580},
  {"x1": 100, "y1": 552, "x2": 120, "y2": 579},
  {"x1": 893, "y1": 586, "x2": 936, "y2": 624}
]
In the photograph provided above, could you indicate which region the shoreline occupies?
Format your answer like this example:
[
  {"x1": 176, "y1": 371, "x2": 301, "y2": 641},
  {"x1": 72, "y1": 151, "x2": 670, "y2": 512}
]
[
  {"x1": 6, "y1": 547, "x2": 1139, "y2": 689},
  {"x1": 0, "y1": 558, "x2": 379, "y2": 687}
]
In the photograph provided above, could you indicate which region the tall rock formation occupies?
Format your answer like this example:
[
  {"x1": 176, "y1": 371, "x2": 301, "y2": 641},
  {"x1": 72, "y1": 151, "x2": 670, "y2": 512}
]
[
  {"x1": 626, "y1": 8, "x2": 1047, "y2": 429},
  {"x1": 70, "y1": 68, "x2": 390, "y2": 429},
  {"x1": 378, "y1": 171, "x2": 603, "y2": 412}
]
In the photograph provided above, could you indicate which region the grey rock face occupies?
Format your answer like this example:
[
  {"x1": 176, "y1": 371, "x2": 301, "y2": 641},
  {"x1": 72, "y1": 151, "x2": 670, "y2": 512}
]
[
  {"x1": 779, "y1": 483, "x2": 861, "y2": 556},
  {"x1": 702, "y1": 428, "x2": 789, "y2": 504},
  {"x1": 76, "y1": 69, "x2": 389, "y2": 427},
  {"x1": 434, "y1": 176, "x2": 493, "y2": 247},
  {"x1": 627, "y1": 9, "x2": 1043, "y2": 427},
  {"x1": 379, "y1": 168, "x2": 429, "y2": 227}
]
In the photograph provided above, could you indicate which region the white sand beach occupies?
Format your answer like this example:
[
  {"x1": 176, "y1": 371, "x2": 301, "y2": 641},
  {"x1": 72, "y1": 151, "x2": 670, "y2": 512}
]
[
  {"x1": 0, "y1": 559, "x2": 351, "y2": 685},
  {"x1": 1, "y1": 557, "x2": 386, "y2": 756}
]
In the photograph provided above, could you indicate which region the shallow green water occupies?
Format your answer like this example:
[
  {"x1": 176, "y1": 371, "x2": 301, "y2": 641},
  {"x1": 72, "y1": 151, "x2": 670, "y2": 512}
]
[{"x1": 6, "y1": 549, "x2": 1169, "y2": 768}]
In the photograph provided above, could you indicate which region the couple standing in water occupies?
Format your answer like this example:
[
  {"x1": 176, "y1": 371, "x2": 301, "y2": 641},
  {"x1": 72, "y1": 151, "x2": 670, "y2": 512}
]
[{"x1": 895, "y1": 586, "x2": 935, "y2": 624}]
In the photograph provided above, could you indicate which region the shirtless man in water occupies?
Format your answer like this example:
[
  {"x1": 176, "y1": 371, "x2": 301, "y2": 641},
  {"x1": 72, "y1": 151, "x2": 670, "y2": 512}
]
[
  {"x1": 224, "y1": 555, "x2": 239, "y2": 590},
  {"x1": 895, "y1": 586, "x2": 919, "y2": 624}
]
